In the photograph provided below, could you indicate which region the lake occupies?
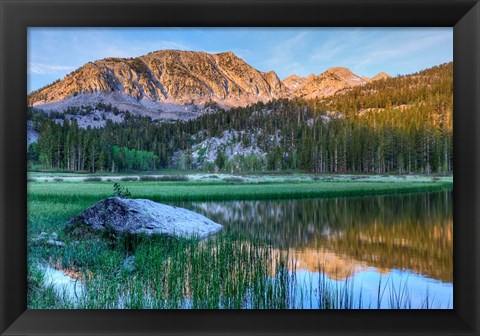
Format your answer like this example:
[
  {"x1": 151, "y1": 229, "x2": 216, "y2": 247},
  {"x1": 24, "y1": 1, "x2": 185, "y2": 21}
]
[{"x1": 175, "y1": 190, "x2": 453, "y2": 309}]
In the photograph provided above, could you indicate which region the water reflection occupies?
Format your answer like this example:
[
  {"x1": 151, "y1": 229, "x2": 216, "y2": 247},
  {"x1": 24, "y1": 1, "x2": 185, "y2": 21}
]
[{"x1": 173, "y1": 190, "x2": 453, "y2": 308}]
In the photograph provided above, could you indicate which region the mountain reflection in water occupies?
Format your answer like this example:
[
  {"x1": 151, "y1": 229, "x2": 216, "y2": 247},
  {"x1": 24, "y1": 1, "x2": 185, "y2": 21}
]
[{"x1": 173, "y1": 190, "x2": 453, "y2": 308}]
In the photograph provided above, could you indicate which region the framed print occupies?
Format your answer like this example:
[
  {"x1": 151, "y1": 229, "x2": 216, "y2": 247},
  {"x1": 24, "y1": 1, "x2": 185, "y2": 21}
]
[{"x1": 1, "y1": 0, "x2": 479, "y2": 335}]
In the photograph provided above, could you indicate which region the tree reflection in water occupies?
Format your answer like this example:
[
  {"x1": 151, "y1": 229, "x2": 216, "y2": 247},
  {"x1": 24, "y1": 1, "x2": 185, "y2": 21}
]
[{"x1": 175, "y1": 191, "x2": 452, "y2": 283}]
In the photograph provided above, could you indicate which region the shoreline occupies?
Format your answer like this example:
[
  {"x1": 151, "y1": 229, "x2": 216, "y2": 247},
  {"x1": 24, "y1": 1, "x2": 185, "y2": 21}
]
[{"x1": 28, "y1": 177, "x2": 453, "y2": 202}]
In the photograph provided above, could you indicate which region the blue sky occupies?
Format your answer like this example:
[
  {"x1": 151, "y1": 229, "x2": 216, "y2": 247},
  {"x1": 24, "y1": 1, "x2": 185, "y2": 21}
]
[{"x1": 28, "y1": 27, "x2": 453, "y2": 93}]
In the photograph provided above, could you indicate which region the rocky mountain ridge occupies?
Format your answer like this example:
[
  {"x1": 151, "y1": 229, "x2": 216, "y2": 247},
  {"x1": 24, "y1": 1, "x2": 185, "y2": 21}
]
[
  {"x1": 287, "y1": 67, "x2": 392, "y2": 99},
  {"x1": 29, "y1": 50, "x2": 289, "y2": 115},
  {"x1": 28, "y1": 50, "x2": 390, "y2": 117}
]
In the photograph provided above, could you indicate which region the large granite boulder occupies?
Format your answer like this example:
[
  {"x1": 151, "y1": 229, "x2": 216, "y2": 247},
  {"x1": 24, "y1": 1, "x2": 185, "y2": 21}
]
[{"x1": 66, "y1": 197, "x2": 223, "y2": 239}]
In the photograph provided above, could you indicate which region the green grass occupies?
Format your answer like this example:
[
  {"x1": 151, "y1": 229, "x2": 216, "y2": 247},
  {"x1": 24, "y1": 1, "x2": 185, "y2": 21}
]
[
  {"x1": 28, "y1": 179, "x2": 453, "y2": 203},
  {"x1": 27, "y1": 177, "x2": 452, "y2": 309},
  {"x1": 28, "y1": 223, "x2": 294, "y2": 308},
  {"x1": 27, "y1": 229, "x2": 443, "y2": 309},
  {"x1": 28, "y1": 183, "x2": 293, "y2": 308}
]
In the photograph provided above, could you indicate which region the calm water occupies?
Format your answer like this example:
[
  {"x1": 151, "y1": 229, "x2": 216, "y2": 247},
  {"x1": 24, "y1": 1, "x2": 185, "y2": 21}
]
[{"x1": 175, "y1": 190, "x2": 453, "y2": 309}]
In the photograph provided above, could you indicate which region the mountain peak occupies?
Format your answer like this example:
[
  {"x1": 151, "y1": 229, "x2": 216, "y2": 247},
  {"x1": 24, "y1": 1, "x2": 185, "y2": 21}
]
[
  {"x1": 291, "y1": 67, "x2": 367, "y2": 99},
  {"x1": 325, "y1": 66, "x2": 353, "y2": 74},
  {"x1": 323, "y1": 67, "x2": 359, "y2": 80},
  {"x1": 371, "y1": 72, "x2": 392, "y2": 81},
  {"x1": 283, "y1": 74, "x2": 299, "y2": 81},
  {"x1": 282, "y1": 74, "x2": 312, "y2": 92},
  {"x1": 215, "y1": 50, "x2": 239, "y2": 58},
  {"x1": 28, "y1": 49, "x2": 288, "y2": 114}
]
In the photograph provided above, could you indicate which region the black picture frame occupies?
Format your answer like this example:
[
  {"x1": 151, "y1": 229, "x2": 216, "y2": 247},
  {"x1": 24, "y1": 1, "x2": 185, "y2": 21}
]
[{"x1": 1, "y1": 0, "x2": 479, "y2": 335}]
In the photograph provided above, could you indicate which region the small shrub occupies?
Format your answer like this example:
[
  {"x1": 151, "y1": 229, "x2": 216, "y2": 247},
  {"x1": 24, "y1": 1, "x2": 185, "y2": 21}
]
[
  {"x1": 139, "y1": 175, "x2": 158, "y2": 181},
  {"x1": 84, "y1": 177, "x2": 102, "y2": 182},
  {"x1": 157, "y1": 175, "x2": 189, "y2": 182},
  {"x1": 350, "y1": 175, "x2": 368, "y2": 181},
  {"x1": 53, "y1": 178, "x2": 64, "y2": 182},
  {"x1": 27, "y1": 178, "x2": 37, "y2": 182},
  {"x1": 113, "y1": 182, "x2": 131, "y2": 198},
  {"x1": 223, "y1": 177, "x2": 244, "y2": 183},
  {"x1": 260, "y1": 170, "x2": 293, "y2": 175},
  {"x1": 120, "y1": 176, "x2": 138, "y2": 182},
  {"x1": 202, "y1": 175, "x2": 219, "y2": 179},
  {"x1": 431, "y1": 177, "x2": 441, "y2": 182}
]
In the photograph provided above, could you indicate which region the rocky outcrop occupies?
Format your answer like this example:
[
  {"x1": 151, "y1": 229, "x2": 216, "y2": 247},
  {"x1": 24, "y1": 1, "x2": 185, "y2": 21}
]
[
  {"x1": 369, "y1": 72, "x2": 392, "y2": 81},
  {"x1": 67, "y1": 197, "x2": 223, "y2": 239},
  {"x1": 284, "y1": 67, "x2": 392, "y2": 99},
  {"x1": 290, "y1": 67, "x2": 368, "y2": 99},
  {"x1": 33, "y1": 231, "x2": 65, "y2": 247},
  {"x1": 282, "y1": 74, "x2": 314, "y2": 92}
]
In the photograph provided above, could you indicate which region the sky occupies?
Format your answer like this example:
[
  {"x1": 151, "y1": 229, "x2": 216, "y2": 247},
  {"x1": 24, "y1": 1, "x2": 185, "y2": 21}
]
[{"x1": 28, "y1": 27, "x2": 453, "y2": 93}]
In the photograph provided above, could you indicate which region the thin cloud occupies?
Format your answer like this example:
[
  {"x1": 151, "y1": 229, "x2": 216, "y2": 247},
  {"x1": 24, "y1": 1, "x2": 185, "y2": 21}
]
[
  {"x1": 131, "y1": 40, "x2": 191, "y2": 54},
  {"x1": 259, "y1": 31, "x2": 310, "y2": 74},
  {"x1": 352, "y1": 31, "x2": 451, "y2": 72},
  {"x1": 310, "y1": 29, "x2": 366, "y2": 64},
  {"x1": 28, "y1": 63, "x2": 75, "y2": 75},
  {"x1": 283, "y1": 31, "x2": 309, "y2": 50}
]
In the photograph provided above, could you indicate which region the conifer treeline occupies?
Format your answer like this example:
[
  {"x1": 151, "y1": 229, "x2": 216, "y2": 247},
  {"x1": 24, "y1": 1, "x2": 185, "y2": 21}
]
[{"x1": 28, "y1": 62, "x2": 453, "y2": 174}]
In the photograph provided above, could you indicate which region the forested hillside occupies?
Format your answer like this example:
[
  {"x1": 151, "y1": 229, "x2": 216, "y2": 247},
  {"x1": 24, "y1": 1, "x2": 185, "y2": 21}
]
[{"x1": 27, "y1": 62, "x2": 453, "y2": 175}]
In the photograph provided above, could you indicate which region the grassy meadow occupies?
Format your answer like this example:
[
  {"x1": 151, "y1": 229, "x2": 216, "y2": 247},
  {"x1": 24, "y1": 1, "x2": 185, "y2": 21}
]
[
  {"x1": 27, "y1": 173, "x2": 453, "y2": 309},
  {"x1": 28, "y1": 172, "x2": 453, "y2": 202}
]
